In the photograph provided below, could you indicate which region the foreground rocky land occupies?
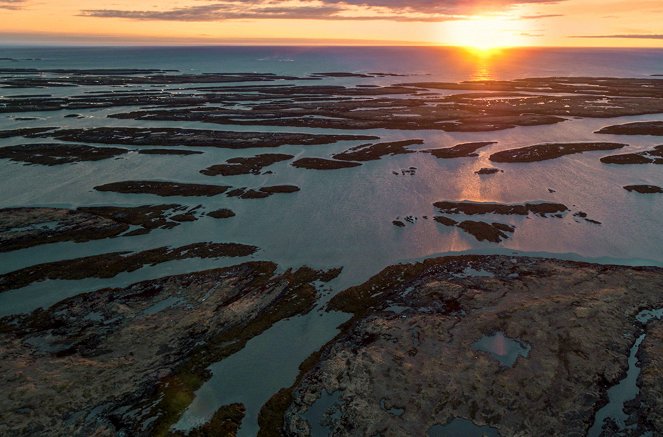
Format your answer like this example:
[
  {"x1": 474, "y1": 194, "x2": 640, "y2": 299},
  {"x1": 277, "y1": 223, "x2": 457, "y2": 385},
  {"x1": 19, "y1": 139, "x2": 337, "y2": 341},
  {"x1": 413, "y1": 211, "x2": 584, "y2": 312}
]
[
  {"x1": 258, "y1": 256, "x2": 663, "y2": 436},
  {"x1": 0, "y1": 262, "x2": 341, "y2": 435}
]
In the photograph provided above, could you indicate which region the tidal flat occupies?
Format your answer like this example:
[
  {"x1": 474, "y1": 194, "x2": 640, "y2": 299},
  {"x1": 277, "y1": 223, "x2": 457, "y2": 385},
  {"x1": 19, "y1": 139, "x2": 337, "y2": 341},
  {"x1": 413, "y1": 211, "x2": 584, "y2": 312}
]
[{"x1": 1, "y1": 54, "x2": 663, "y2": 436}]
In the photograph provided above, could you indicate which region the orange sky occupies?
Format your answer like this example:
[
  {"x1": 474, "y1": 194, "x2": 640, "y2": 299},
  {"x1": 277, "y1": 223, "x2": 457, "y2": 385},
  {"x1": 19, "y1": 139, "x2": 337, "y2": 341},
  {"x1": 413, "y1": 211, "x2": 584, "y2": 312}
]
[{"x1": 1, "y1": 0, "x2": 662, "y2": 47}]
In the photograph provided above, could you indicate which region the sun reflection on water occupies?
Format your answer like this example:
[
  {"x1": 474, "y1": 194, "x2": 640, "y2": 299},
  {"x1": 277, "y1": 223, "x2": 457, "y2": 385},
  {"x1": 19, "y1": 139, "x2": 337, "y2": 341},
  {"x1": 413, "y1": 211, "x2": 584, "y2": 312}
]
[{"x1": 465, "y1": 48, "x2": 503, "y2": 81}]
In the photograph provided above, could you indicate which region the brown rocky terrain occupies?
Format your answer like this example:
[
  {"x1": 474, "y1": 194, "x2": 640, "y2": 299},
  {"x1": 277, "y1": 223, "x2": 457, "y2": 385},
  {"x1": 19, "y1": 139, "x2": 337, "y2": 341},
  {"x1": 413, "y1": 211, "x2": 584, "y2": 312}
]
[
  {"x1": 624, "y1": 185, "x2": 663, "y2": 194},
  {"x1": 291, "y1": 158, "x2": 362, "y2": 170},
  {"x1": 94, "y1": 181, "x2": 231, "y2": 197},
  {"x1": 424, "y1": 142, "x2": 497, "y2": 159},
  {"x1": 601, "y1": 145, "x2": 663, "y2": 164},
  {"x1": 333, "y1": 140, "x2": 424, "y2": 162},
  {"x1": 26, "y1": 127, "x2": 377, "y2": 150},
  {"x1": 0, "y1": 205, "x2": 197, "y2": 252},
  {"x1": 0, "y1": 143, "x2": 128, "y2": 166},
  {"x1": 0, "y1": 262, "x2": 341, "y2": 436},
  {"x1": 0, "y1": 242, "x2": 258, "y2": 292},
  {"x1": 433, "y1": 201, "x2": 568, "y2": 217},
  {"x1": 256, "y1": 256, "x2": 663, "y2": 437},
  {"x1": 596, "y1": 121, "x2": 663, "y2": 136},
  {"x1": 489, "y1": 143, "x2": 627, "y2": 163},
  {"x1": 201, "y1": 154, "x2": 294, "y2": 176}
]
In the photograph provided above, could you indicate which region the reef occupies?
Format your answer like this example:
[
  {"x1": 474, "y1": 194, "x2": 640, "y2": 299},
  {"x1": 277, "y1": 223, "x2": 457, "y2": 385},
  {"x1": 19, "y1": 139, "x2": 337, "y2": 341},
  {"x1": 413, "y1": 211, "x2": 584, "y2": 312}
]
[
  {"x1": 430, "y1": 201, "x2": 569, "y2": 243},
  {"x1": 624, "y1": 185, "x2": 663, "y2": 194},
  {"x1": 456, "y1": 221, "x2": 516, "y2": 243},
  {"x1": 225, "y1": 185, "x2": 300, "y2": 199},
  {"x1": 0, "y1": 127, "x2": 57, "y2": 138},
  {"x1": 0, "y1": 143, "x2": 128, "y2": 166},
  {"x1": 637, "y1": 321, "x2": 663, "y2": 432},
  {"x1": 201, "y1": 154, "x2": 293, "y2": 176},
  {"x1": 489, "y1": 143, "x2": 627, "y2": 163},
  {"x1": 207, "y1": 209, "x2": 236, "y2": 219},
  {"x1": 0, "y1": 262, "x2": 341, "y2": 435},
  {"x1": 94, "y1": 181, "x2": 231, "y2": 197},
  {"x1": 0, "y1": 242, "x2": 258, "y2": 292},
  {"x1": 424, "y1": 142, "x2": 497, "y2": 159},
  {"x1": 0, "y1": 70, "x2": 316, "y2": 88},
  {"x1": 256, "y1": 256, "x2": 663, "y2": 437},
  {"x1": 26, "y1": 127, "x2": 377, "y2": 150},
  {"x1": 433, "y1": 201, "x2": 568, "y2": 217},
  {"x1": 433, "y1": 216, "x2": 515, "y2": 243},
  {"x1": 291, "y1": 158, "x2": 362, "y2": 170},
  {"x1": 596, "y1": 121, "x2": 663, "y2": 136},
  {"x1": 601, "y1": 145, "x2": 663, "y2": 164},
  {"x1": 475, "y1": 168, "x2": 503, "y2": 175},
  {"x1": 0, "y1": 205, "x2": 197, "y2": 252},
  {"x1": 333, "y1": 140, "x2": 424, "y2": 162}
]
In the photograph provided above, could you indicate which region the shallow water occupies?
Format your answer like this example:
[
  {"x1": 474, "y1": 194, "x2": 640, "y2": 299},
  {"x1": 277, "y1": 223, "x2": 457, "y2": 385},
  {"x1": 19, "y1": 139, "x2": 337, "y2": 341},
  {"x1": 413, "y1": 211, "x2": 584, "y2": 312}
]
[
  {"x1": 1, "y1": 46, "x2": 663, "y2": 434},
  {"x1": 587, "y1": 308, "x2": 663, "y2": 437},
  {"x1": 472, "y1": 332, "x2": 531, "y2": 367}
]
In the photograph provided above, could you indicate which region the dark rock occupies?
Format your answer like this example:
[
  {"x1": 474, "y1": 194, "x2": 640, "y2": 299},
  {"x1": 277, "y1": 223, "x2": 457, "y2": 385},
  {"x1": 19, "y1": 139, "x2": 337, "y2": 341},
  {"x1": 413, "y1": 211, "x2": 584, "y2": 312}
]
[
  {"x1": 425, "y1": 142, "x2": 497, "y2": 159},
  {"x1": 94, "y1": 181, "x2": 231, "y2": 197},
  {"x1": 291, "y1": 157, "x2": 362, "y2": 170},
  {"x1": 208, "y1": 209, "x2": 236, "y2": 219},
  {"x1": 334, "y1": 140, "x2": 424, "y2": 162},
  {"x1": 0, "y1": 242, "x2": 258, "y2": 292},
  {"x1": 490, "y1": 143, "x2": 627, "y2": 163},
  {"x1": 201, "y1": 154, "x2": 293, "y2": 176},
  {"x1": 475, "y1": 167, "x2": 503, "y2": 175},
  {"x1": 433, "y1": 201, "x2": 569, "y2": 217},
  {"x1": 0, "y1": 143, "x2": 128, "y2": 166},
  {"x1": 624, "y1": 185, "x2": 663, "y2": 194},
  {"x1": 596, "y1": 121, "x2": 663, "y2": 136}
]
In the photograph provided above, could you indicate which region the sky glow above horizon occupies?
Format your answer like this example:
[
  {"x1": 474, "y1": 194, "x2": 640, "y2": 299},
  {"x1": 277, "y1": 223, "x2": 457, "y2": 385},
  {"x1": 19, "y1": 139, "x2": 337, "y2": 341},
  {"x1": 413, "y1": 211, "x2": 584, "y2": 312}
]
[{"x1": 0, "y1": 0, "x2": 662, "y2": 47}]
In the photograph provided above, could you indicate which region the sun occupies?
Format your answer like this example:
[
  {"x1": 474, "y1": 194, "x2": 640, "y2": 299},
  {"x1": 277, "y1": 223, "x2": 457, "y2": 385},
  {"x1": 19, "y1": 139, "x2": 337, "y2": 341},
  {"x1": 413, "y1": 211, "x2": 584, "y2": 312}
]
[{"x1": 441, "y1": 15, "x2": 527, "y2": 51}]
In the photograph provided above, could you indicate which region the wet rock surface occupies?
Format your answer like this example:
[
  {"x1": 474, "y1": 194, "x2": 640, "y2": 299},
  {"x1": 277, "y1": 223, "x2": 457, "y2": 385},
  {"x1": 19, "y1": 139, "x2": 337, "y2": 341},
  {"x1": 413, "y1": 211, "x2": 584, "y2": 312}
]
[
  {"x1": 489, "y1": 142, "x2": 627, "y2": 163},
  {"x1": 291, "y1": 158, "x2": 362, "y2": 170},
  {"x1": 433, "y1": 201, "x2": 568, "y2": 217},
  {"x1": 624, "y1": 185, "x2": 663, "y2": 194},
  {"x1": 0, "y1": 242, "x2": 258, "y2": 292},
  {"x1": 0, "y1": 205, "x2": 195, "y2": 252},
  {"x1": 0, "y1": 262, "x2": 341, "y2": 436},
  {"x1": 457, "y1": 221, "x2": 516, "y2": 243},
  {"x1": 28, "y1": 127, "x2": 377, "y2": 150},
  {"x1": 0, "y1": 127, "x2": 57, "y2": 138},
  {"x1": 601, "y1": 145, "x2": 663, "y2": 164},
  {"x1": 596, "y1": 121, "x2": 663, "y2": 136},
  {"x1": 95, "y1": 181, "x2": 231, "y2": 197},
  {"x1": 225, "y1": 185, "x2": 301, "y2": 199},
  {"x1": 0, "y1": 70, "x2": 316, "y2": 88},
  {"x1": 0, "y1": 143, "x2": 128, "y2": 166},
  {"x1": 201, "y1": 154, "x2": 294, "y2": 176},
  {"x1": 475, "y1": 167, "x2": 503, "y2": 175},
  {"x1": 207, "y1": 208, "x2": 236, "y2": 219},
  {"x1": 259, "y1": 256, "x2": 663, "y2": 437},
  {"x1": 433, "y1": 216, "x2": 515, "y2": 243},
  {"x1": 637, "y1": 321, "x2": 663, "y2": 433},
  {"x1": 333, "y1": 140, "x2": 424, "y2": 162},
  {"x1": 424, "y1": 142, "x2": 497, "y2": 159}
]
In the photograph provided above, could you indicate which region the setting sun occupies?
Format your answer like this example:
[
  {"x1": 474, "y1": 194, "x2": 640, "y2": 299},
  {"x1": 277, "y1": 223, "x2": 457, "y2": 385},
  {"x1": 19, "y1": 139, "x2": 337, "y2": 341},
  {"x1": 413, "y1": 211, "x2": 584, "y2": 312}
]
[{"x1": 442, "y1": 15, "x2": 528, "y2": 50}]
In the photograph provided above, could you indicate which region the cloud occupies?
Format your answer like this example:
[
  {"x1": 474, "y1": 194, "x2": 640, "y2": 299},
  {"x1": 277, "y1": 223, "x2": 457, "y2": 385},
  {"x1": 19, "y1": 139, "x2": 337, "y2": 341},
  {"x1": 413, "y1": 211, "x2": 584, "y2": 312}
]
[
  {"x1": 519, "y1": 14, "x2": 563, "y2": 19},
  {"x1": 571, "y1": 34, "x2": 663, "y2": 40},
  {"x1": 0, "y1": 0, "x2": 24, "y2": 10},
  {"x1": 81, "y1": 0, "x2": 566, "y2": 22}
]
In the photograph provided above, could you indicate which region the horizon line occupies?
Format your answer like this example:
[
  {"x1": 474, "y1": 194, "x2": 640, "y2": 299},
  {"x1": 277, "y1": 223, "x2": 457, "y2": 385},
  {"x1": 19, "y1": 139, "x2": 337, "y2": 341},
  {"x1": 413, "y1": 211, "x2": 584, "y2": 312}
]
[{"x1": 2, "y1": 32, "x2": 663, "y2": 49}]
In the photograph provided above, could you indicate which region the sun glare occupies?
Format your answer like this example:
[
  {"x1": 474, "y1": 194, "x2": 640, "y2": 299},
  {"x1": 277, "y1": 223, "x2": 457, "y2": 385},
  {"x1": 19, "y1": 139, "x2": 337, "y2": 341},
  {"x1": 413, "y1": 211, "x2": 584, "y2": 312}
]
[{"x1": 442, "y1": 15, "x2": 527, "y2": 51}]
